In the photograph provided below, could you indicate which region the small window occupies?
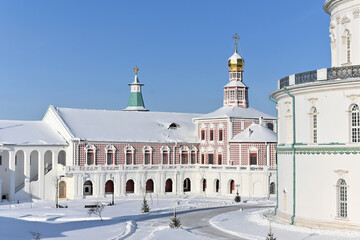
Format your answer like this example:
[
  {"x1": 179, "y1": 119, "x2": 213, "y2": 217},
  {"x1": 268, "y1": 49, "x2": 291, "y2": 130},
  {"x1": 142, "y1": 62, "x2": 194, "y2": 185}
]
[
  {"x1": 144, "y1": 150, "x2": 150, "y2": 165},
  {"x1": 250, "y1": 152, "x2": 257, "y2": 165},
  {"x1": 312, "y1": 108, "x2": 318, "y2": 143},
  {"x1": 201, "y1": 154, "x2": 205, "y2": 164},
  {"x1": 351, "y1": 104, "x2": 360, "y2": 143},
  {"x1": 208, "y1": 154, "x2": 214, "y2": 165},
  {"x1": 230, "y1": 90, "x2": 235, "y2": 100},
  {"x1": 162, "y1": 151, "x2": 168, "y2": 164},
  {"x1": 218, "y1": 154, "x2": 222, "y2": 165},
  {"x1": 210, "y1": 129, "x2": 214, "y2": 141},
  {"x1": 0, "y1": 155, "x2": 2, "y2": 165},
  {"x1": 270, "y1": 182, "x2": 275, "y2": 195},
  {"x1": 87, "y1": 150, "x2": 94, "y2": 165},
  {"x1": 237, "y1": 89, "x2": 243, "y2": 100},
  {"x1": 126, "y1": 151, "x2": 132, "y2": 165},
  {"x1": 191, "y1": 152, "x2": 196, "y2": 164},
  {"x1": 107, "y1": 150, "x2": 114, "y2": 165},
  {"x1": 169, "y1": 123, "x2": 179, "y2": 129},
  {"x1": 267, "y1": 123, "x2": 274, "y2": 131},
  {"x1": 219, "y1": 129, "x2": 223, "y2": 141},
  {"x1": 181, "y1": 152, "x2": 188, "y2": 164},
  {"x1": 201, "y1": 130, "x2": 206, "y2": 140}
]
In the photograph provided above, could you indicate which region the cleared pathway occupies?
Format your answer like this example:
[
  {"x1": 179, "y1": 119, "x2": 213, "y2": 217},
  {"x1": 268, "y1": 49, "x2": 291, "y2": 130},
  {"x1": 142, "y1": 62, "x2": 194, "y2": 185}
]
[{"x1": 125, "y1": 204, "x2": 271, "y2": 240}]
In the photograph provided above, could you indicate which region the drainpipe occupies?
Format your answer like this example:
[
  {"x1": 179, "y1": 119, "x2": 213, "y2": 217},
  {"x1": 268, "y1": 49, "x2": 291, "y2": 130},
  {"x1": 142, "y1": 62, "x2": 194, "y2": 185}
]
[
  {"x1": 269, "y1": 97, "x2": 279, "y2": 214},
  {"x1": 283, "y1": 87, "x2": 296, "y2": 225}
]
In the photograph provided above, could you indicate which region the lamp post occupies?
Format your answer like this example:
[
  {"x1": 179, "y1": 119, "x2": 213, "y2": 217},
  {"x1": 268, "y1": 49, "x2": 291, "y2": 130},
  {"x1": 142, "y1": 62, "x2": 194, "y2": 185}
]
[
  {"x1": 56, "y1": 175, "x2": 65, "y2": 208},
  {"x1": 268, "y1": 173, "x2": 272, "y2": 199}
]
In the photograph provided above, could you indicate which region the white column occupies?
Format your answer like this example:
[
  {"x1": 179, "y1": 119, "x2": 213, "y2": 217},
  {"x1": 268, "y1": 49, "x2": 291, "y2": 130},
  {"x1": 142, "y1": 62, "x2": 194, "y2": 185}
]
[
  {"x1": 0, "y1": 178, "x2": 2, "y2": 200},
  {"x1": 266, "y1": 143, "x2": 270, "y2": 167},
  {"x1": 160, "y1": 173, "x2": 165, "y2": 194},
  {"x1": 121, "y1": 174, "x2": 126, "y2": 195},
  {"x1": 75, "y1": 174, "x2": 83, "y2": 199},
  {"x1": 53, "y1": 151, "x2": 59, "y2": 176},
  {"x1": 9, "y1": 151, "x2": 16, "y2": 201},
  {"x1": 38, "y1": 150, "x2": 45, "y2": 199},
  {"x1": 24, "y1": 150, "x2": 31, "y2": 193},
  {"x1": 99, "y1": 174, "x2": 105, "y2": 197}
]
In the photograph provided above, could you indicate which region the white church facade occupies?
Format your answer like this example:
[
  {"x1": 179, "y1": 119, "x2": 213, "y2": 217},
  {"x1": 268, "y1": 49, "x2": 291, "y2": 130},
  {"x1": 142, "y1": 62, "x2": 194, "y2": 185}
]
[
  {"x1": 271, "y1": 0, "x2": 360, "y2": 231},
  {"x1": 0, "y1": 42, "x2": 277, "y2": 203}
]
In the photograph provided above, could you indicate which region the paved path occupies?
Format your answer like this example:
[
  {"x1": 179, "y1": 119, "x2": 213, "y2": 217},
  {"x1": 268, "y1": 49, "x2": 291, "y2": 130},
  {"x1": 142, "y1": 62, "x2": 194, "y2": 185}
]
[{"x1": 125, "y1": 204, "x2": 271, "y2": 240}]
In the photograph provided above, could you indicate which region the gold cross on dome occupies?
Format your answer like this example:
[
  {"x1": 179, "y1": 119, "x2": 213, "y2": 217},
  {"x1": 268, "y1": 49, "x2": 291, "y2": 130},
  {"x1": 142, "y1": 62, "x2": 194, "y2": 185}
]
[
  {"x1": 134, "y1": 66, "x2": 139, "y2": 74},
  {"x1": 232, "y1": 33, "x2": 240, "y2": 52}
]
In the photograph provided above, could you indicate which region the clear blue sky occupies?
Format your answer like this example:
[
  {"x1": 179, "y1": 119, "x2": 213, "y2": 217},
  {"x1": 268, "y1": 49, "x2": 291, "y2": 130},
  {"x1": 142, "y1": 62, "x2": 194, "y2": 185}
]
[{"x1": 0, "y1": 0, "x2": 330, "y2": 120}]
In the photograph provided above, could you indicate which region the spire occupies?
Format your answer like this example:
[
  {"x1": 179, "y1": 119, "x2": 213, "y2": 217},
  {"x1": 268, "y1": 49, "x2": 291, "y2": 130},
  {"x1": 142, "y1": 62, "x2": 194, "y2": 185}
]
[
  {"x1": 232, "y1": 33, "x2": 240, "y2": 53},
  {"x1": 123, "y1": 66, "x2": 149, "y2": 112}
]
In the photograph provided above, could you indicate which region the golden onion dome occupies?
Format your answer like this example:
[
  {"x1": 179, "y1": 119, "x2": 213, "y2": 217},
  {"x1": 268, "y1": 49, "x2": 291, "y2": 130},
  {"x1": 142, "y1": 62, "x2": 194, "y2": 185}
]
[{"x1": 228, "y1": 51, "x2": 245, "y2": 71}]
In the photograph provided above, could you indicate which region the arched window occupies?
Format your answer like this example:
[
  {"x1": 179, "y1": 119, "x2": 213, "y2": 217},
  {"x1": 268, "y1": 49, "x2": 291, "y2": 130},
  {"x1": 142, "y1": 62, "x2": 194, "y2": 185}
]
[
  {"x1": 59, "y1": 181, "x2": 66, "y2": 199},
  {"x1": 229, "y1": 180, "x2": 235, "y2": 194},
  {"x1": 105, "y1": 145, "x2": 116, "y2": 165},
  {"x1": 146, "y1": 179, "x2": 154, "y2": 193},
  {"x1": 351, "y1": 104, "x2": 360, "y2": 142},
  {"x1": 180, "y1": 146, "x2": 189, "y2": 164},
  {"x1": 143, "y1": 146, "x2": 153, "y2": 165},
  {"x1": 165, "y1": 179, "x2": 173, "y2": 192},
  {"x1": 215, "y1": 179, "x2": 220, "y2": 193},
  {"x1": 345, "y1": 30, "x2": 351, "y2": 63},
  {"x1": 202, "y1": 179, "x2": 207, "y2": 192},
  {"x1": 270, "y1": 182, "x2": 275, "y2": 195},
  {"x1": 183, "y1": 178, "x2": 191, "y2": 192},
  {"x1": 190, "y1": 146, "x2": 197, "y2": 164},
  {"x1": 85, "y1": 145, "x2": 96, "y2": 165},
  {"x1": 83, "y1": 180, "x2": 93, "y2": 196},
  {"x1": 310, "y1": 107, "x2": 318, "y2": 143},
  {"x1": 337, "y1": 179, "x2": 348, "y2": 218}
]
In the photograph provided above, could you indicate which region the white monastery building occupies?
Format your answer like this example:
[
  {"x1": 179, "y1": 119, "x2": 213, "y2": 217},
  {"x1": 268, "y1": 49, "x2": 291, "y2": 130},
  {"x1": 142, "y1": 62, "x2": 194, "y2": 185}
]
[
  {"x1": 0, "y1": 40, "x2": 276, "y2": 203},
  {"x1": 270, "y1": 0, "x2": 360, "y2": 231}
]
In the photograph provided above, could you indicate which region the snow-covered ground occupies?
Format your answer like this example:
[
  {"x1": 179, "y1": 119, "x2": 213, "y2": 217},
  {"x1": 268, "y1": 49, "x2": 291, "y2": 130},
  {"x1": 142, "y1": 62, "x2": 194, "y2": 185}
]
[
  {"x1": 210, "y1": 208, "x2": 360, "y2": 240},
  {"x1": 0, "y1": 195, "x2": 253, "y2": 240},
  {"x1": 1, "y1": 196, "x2": 359, "y2": 240}
]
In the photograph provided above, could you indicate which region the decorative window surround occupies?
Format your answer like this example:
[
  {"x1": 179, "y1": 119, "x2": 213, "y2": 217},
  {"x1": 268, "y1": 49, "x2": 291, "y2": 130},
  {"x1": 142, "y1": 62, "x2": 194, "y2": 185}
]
[
  {"x1": 142, "y1": 146, "x2": 153, "y2": 165},
  {"x1": 105, "y1": 145, "x2": 116, "y2": 165},
  {"x1": 85, "y1": 145, "x2": 96, "y2": 165},
  {"x1": 124, "y1": 145, "x2": 135, "y2": 165}
]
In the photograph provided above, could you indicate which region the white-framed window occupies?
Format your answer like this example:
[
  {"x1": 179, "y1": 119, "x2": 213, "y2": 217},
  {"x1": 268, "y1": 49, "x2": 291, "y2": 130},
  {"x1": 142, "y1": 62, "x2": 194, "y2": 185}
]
[
  {"x1": 143, "y1": 146, "x2": 153, "y2": 165},
  {"x1": 230, "y1": 90, "x2": 235, "y2": 100},
  {"x1": 105, "y1": 145, "x2": 116, "y2": 165},
  {"x1": 160, "y1": 146, "x2": 170, "y2": 164},
  {"x1": 180, "y1": 146, "x2": 190, "y2": 164},
  {"x1": 237, "y1": 89, "x2": 243, "y2": 100},
  {"x1": 85, "y1": 145, "x2": 96, "y2": 165},
  {"x1": 310, "y1": 107, "x2": 318, "y2": 143},
  {"x1": 190, "y1": 146, "x2": 197, "y2": 164},
  {"x1": 124, "y1": 145, "x2": 135, "y2": 165},
  {"x1": 351, "y1": 104, "x2": 360, "y2": 142},
  {"x1": 209, "y1": 129, "x2": 214, "y2": 141},
  {"x1": 345, "y1": 30, "x2": 351, "y2": 63},
  {"x1": 337, "y1": 179, "x2": 348, "y2": 218}
]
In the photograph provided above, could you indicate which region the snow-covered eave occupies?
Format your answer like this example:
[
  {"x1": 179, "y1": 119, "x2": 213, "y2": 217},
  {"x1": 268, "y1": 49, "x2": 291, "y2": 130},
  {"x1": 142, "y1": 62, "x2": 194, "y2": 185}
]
[
  {"x1": 0, "y1": 142, "x2": 69, "y2": 147},
  {"x1": 76, "y1": 139, "x2": 199, "y2": 145},
  {"x1": 194, "y1": 116, "x2": 276, "y2": 121},
  {"x1": 45, "y1": 105, "x2": 76, "y2": 139},
  {"x1": 228, "y1": 140, "x2": 276, "y2": 143}
]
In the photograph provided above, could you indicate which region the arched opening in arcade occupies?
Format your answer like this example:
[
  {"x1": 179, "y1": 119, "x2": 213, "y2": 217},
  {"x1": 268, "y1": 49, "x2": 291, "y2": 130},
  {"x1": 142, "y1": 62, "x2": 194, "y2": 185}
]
[
  {"x1": 165, "y1": 179, "x2": 173, "y2": 193},
  {"x1": 229, "y1": 179, "x2": 235, "y2": 194},
  {"x1": 105, "y1": 180, "x2": 114, "y2": 195},
  {"x1": 215, "y1": 179, "x2": 220, "y2": 193},
  {"x1": 58, "y1": 150, "x2": 66, "y2": 166},
  {"x1": 83, "y1": 180, "x2": 93, "y2": 196},
  {"x1": 15, "y1": 150, "x2": 25, "y2": 193},
  {"x1": 183, "y1": 178, "x2": 191, "y2": 192},
  {"x1": 126, "y1": 179, "x2": 135, "y2": 193},
  {"x1": 202, "y1": 179, "x2": 207, "y2": 192},
  {"x1": 146, "y1": 179, "x2": 154, "y2": 193}
]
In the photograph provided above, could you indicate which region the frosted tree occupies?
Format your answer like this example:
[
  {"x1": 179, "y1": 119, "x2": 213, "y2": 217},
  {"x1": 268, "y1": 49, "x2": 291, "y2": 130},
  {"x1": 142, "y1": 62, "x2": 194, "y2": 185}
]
[
  {"x1": 88, "y1": 203, "x2": 104, "y2": 222},
  {"x1": 169, "y1": 202, "x2": 181, "y2": 228},
  {"x1": 141, "y1": 196, "x2": 150, "y2": 213},
  {"x1": 263, "y1": 209, "x2": 276, "y2": 240}
]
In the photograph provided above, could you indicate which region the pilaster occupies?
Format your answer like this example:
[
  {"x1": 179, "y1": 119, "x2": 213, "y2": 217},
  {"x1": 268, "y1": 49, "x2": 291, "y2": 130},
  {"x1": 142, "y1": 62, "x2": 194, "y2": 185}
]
[{"x1": 9, "y1": 151, "x2": 16, "y2": 201}]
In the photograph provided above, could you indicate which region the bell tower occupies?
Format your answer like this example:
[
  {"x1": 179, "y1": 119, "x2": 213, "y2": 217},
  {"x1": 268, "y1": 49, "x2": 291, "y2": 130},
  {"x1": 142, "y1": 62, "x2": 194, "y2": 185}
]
[
  {"x1": 324, "y1": 0, "x2": 360, "y2": 67},
  {"x1": 223, "y1": 33, "x2": 249, "y2": 108},
  {"x1": 124, "y1": 66, "x2": 149, "y2": 111}
]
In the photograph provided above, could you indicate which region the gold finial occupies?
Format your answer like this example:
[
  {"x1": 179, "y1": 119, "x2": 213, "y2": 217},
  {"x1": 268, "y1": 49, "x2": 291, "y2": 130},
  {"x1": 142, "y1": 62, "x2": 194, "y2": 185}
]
[
  {"x1": 134, "y1": 66, "x2": 139, "y2": 75},
  {"x1": 232, "y1": 33, "x2": 240, "y2": 53}
]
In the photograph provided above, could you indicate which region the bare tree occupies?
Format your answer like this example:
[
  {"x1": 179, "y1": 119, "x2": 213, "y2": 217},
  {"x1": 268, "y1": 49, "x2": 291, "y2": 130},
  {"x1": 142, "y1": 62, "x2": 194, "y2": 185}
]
[
  {"x1": 30, "y1": 231, "x2": 41, "y2": 240},
  {"x1": 88, "y1": 203, "x2": 104, "y2": 222}
]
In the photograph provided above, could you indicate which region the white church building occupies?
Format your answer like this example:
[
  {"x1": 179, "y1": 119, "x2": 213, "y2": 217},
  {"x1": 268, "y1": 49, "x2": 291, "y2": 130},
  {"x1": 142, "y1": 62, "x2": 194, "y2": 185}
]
[
  {"x1": 0, "y1": 41, "x2": 277, "y2": 203},
  {"x1": 271, "y1": 0, "x2": 360, "y2": 231}
]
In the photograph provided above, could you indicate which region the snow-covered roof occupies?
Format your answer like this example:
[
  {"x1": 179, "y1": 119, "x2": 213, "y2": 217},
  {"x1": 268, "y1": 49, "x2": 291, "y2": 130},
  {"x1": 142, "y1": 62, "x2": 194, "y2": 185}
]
[
  {"x1": 224, "y1": 81, "x2": 247, "y2": 88},
  {"x1": 0, "y1": 120, "x2": 67, "y2": 146},
  {"x1": 230, "y1": 123, "x2": 276, "y2": 143},
  {"x1": 55, "y1": 107, "x2": 201, "y2": 143},
  {"x1": 194, "y1": 106, "x2": 276, "y2": 120}
]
